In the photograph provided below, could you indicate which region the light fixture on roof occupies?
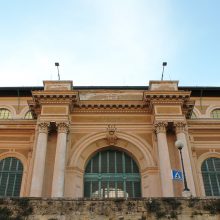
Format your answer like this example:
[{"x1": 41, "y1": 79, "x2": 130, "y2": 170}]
[
  {"x1": 55, "y1": 62, "x2": 60, "y2": 80},
  {"x1": 161, "y1": 62, "x2": 167, "y2": 81}
]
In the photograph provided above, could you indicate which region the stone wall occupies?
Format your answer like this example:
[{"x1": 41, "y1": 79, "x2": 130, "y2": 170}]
[{"x1": 0, "y1": 198, "x2": 220, "y2": 220}]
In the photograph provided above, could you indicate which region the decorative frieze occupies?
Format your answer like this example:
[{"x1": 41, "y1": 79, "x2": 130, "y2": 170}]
[{"x1": 154, "y1": 121, "x2": 168, "y2": 134}]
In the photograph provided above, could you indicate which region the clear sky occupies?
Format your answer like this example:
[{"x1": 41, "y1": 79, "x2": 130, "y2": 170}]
[{"x1": 0, "y1": 0, "x2": 220, "y2": 87}]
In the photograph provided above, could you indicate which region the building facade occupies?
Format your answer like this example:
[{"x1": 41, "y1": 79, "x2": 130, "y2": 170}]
[{"x1": 0, "y1": 80, "x2": 220, "y2": 198}]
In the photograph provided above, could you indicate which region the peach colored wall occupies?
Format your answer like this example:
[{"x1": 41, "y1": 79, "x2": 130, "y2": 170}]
[{"x1": 1, "y1": 85, "x2": 220, "y2": 198}]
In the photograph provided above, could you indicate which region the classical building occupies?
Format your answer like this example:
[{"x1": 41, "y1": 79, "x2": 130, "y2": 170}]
[{"x1": 0, "y1": 80, "x2": 220, "y2": 198}]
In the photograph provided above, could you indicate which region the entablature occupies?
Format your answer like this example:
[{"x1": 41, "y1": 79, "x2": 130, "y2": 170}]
[{"x1": 144, "y1": 91, "x2": 194, "y2": 119}]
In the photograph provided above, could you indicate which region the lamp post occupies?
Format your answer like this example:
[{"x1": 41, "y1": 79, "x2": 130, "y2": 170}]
[{"x1": 175, "y1": 140, "x2": 191, "y2": 196}]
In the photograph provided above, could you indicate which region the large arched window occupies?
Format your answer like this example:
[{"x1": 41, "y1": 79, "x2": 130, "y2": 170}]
[
  {"x1": 211, "y1": 109, "x2": 220, "y2": 118},
  {"x1": 84, "y1": 149, "x2": 141, "y2": 198},
  {"x1": 201, "y1": 157, "x2": 220, "y2": 196},
  {"x1": 0, "y1": 157, "x2": 23, "y2": 196},
  {"x1": 0, "y1": 108, "x2": 12, "y2": 119}
]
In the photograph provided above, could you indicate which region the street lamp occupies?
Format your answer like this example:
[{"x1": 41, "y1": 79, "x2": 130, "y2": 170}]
[{"x1": 175, "y1": 140, "x2": 191, "y2": 196}]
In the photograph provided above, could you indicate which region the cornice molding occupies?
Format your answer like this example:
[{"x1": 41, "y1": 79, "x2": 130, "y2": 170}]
[
  {"x1": 28, "y1": 90, "x2": 79, "y2": 118},
  {"x1": 27, "y1": 89, "x2": 195, "y2": 117},
  {"x1": 144, "y1": 91, "x2": 195, "y2": 119},
  {"x1": 72, "y1": 102, "x2": 149, "y2": 113}
]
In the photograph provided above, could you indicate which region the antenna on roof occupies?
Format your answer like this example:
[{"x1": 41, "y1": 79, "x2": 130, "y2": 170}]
[
  {"x1": 161, "y1": 62, "x2": 167, "y2": 80},
  {"x1": 55, "y1": 62, "x2": 60, "y2": 80}
]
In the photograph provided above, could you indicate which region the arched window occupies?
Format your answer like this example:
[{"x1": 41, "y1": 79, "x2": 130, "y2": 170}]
[
  {"x1": 24, "y1": 111, "x2": 33, "y2": 119},
  {"x1": 0, "y1": 108, "x2": 12, "y2": 119},
  {"x1": 0, "y1": 157, "x2": 23, "y2": 196},
  {"x1": 211, "y1": 109, "x2": 220, "y2": 118},
  {"x1": 201, "y1": 157, "x2": 220, "y2": 196},
  {"x1": 84, "y1": 149, "x2": 141, "y2": 198}
]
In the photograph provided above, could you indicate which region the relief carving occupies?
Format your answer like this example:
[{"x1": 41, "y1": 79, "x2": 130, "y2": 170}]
[
  {"x1": 154, "y1": 121, "x2": 168, "y2": 134},
  {"x1": 105, "y1": 124, "x2": 118, "y2": 145},
  {"x1": 38, "y1": 122, "x2": 50, "y2": 133},
  {"x1": 57, "y1": 122, "x2": 69, "y2": 134},
  {"x1": 174, "y1": 121, "x2": 187, "y2": 134}
]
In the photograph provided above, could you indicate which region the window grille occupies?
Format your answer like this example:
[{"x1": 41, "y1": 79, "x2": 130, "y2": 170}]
[
  {"x1": 0, "y1": 108, "x2": 12, "y2": 119},
  {"x1": 84, "y1": 149, "x2": 141, "y2": 198},
  {"x1": 201, "y1": 157, "x2": 220, "y2": 196},
  {"x1": 211, "y1": 109, "x2": 220, "y2": 119},
  {"x1": 0, "y1": 157, "x2": 23, "y2": 197}
]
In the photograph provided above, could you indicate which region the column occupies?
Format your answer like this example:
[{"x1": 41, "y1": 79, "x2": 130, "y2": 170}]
[
  {"x1": 155, "y1": 121, "x2": 174, "y2": 197},
  {"x1": 51, "y1": 122, "x2": 69, "y2": 197},
  {"x1": 174, "y1": 122, "x2": 196, "y2": 196},
  {"x1": 30, "y1": 122, "x2": 49, "y2": 197}
]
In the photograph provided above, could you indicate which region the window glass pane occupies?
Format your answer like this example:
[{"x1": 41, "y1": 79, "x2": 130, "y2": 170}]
[
  {"x1": 116, "y1": 151, "x2": 123, "y2": 173},
  {"x1": 133, "y1": 161, "x2": 139, "y2": 173},
  {"x1": 0, "y1": 108, "x2": 12, "y2": 119},
  {"x1": 214, "y1": 158, "x2": 220, "y2": 171},
  {"x1": 101, "y1": 181, "x2": 108, "y2": 198},
  {"x1": 211, "y1": 109, "x2": 220, "y2": 118},
  {"x1": 13, "y1": 174, "x2": 22, "y2": 197},
  {"x1": 109, "y1": 151, "x2": 115, "y2": 173},
  {"x1": 24, "y1": 111, "x2": 33, "y2": 119},
  {"x1": 92, "y1": 154, "x2": 99, "y2": 173},
  {"x1": 125, "y1": 154, "x2": 132, "y2": 173},
  {"x1": 207, "y1": 159, "x2": 215, "y2": 171},
  {"x1": 126, "y1": 181, "x2": 133, "y2": 197},
  {"x1": 91, "y1": 181, "x2": 99, "y2": 198},
  {"x1": 101, "y1": 151, "x2": 107, "y2": 173},
  {"x1": 134, "y1": 181, "x2": 141, "y2": 197},
  {"x1": 117, "y1": 181, "x2": 124, "y2": 198},
  {"x1": 0, "y1": 157, "x2": 23, "y2": 197},
  {"x1": 0, "y1": 173, "x2": 8, "y2": 196},
  {"x1": 84, "y1": 181, "x2": 91, "y2": 198},
  {"x1": 202, "y1": 157, "x2": 220, "y2": 196},
  {"x1": 85, "y1": 161, "x2": 91, "y2": 173}
]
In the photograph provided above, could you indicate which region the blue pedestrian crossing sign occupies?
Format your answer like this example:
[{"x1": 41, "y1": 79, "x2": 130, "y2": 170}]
[{"x1": 172, "y1": 170, "x2": 183, "y2": 181}]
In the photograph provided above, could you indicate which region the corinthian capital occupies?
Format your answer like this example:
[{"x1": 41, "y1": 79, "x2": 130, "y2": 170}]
[
  {"x1": 57, "y1": 122, "x2": 69, "y2": 134},
  {"x1": 154, "y1": 121, "x2": 168, "y2": 134},
  {"x1": 38, "y1": 122, "x2": 49, "y2": 133},
  {"x1": 174, "y1": 121, "x2": 187, "y2": 134}
]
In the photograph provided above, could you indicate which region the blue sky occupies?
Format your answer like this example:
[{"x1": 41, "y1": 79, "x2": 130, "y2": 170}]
[{"x1": 0, "y1": 0, "x2": 220, "y2": 87}]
